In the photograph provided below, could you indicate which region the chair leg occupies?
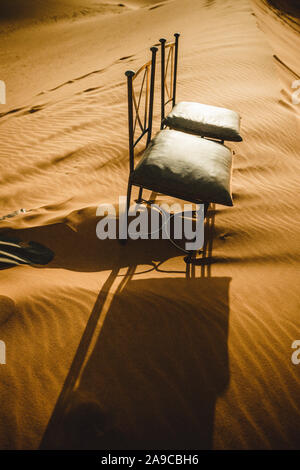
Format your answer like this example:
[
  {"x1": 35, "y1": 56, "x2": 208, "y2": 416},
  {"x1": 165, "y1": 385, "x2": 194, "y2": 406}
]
[
  {"x1": 204, "y1": 202, "x2": 210, "y2": 218},
  {"x1": 184, "y1": 203, "x2": 209, "y2": 264},
  {"x1": 136, "y1": 187, "x2": 143, "y2": 204},
  {"x1": 127, "y1": 182, "x2": 132, "y2": 215},
  {"x1": 125, "y1": 182, "x2": 133, "y2": 241},
  {"x1": 119, "y1": 181, "x2": 132, "y2": 245}
]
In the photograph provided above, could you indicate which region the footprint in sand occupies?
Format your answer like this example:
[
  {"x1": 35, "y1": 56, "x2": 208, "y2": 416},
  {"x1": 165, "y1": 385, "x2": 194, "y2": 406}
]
[{"x1": 119, "y1": 55, "x2": 134, "y2": 61}]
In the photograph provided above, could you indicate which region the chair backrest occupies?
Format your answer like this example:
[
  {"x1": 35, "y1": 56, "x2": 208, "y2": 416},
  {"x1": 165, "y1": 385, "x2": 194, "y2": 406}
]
[
  {"x1": 159, "y1": 33, "x2": 180, "y2": 129},
  {"x1": 125, "y1": 46, "x2": 158, "y2": 174}
]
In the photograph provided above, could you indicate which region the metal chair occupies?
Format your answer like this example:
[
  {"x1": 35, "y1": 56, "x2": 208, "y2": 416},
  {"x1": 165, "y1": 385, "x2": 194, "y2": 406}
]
[
  {"x1": 124, "y1": 46, "x2": 234, "y2": 247},
  {"x1": 159, "y1": 34, "x2": 242, "y2": 143}
]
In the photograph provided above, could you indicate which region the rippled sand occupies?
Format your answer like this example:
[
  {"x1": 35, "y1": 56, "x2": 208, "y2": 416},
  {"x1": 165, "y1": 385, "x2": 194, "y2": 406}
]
[{"x1": 0, "y1": 0, "x2": 299, "y2": 449}]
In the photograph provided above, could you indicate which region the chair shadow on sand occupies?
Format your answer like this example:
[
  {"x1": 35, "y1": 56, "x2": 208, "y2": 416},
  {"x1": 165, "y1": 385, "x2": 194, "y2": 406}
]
[{"x1": 33, "y1": 203, "x2": 232, "y2": 450}]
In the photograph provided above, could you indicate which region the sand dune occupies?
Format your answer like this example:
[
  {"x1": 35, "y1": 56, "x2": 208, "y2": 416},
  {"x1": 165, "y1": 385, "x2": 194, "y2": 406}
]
[
  {"x1": 0, "y1": 0, "x2": 299, "y2": 450},
  {"x1": 0, "y1": 0, "x2": 164, "y2": 25}
]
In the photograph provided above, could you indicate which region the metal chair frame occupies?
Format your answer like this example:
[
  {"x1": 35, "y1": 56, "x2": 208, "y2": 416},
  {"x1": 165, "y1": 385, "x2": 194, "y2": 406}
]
[
  {"x1": 125, "y1": 46, "x2": 158, "y2": 214},
  {"x1": 159, "y1": 33, "x2": 180, "y2": 129},
  {"x1": 159, "y1": 34, "x2": 224, "y2": 145},
  {"x1": 124, "y1": 44, "x2": 209, "y2": 247}
]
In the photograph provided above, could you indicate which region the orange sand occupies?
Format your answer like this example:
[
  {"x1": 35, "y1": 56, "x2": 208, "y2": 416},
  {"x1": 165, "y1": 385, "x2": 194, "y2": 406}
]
[{"x1": 0, "y1": 0, "x2": 299, "y2": 449}]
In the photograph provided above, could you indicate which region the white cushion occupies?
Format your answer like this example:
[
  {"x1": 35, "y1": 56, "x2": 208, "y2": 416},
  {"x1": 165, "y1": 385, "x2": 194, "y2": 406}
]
[
  {"x1": 132, "y1": 129, "x2": 233, "y2": 206},
  {"x1": 164, "y1": 101, "x2": 242, "y2": 142}
]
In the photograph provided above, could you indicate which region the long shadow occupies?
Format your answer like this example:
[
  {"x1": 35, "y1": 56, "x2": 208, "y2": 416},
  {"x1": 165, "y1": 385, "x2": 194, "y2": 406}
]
[
  {"x1": 1, "y1": 199, "x2": 231, "y2": 449},
  {"x1": 39, "y1": 204, "x2": 231, "y2": 450},
  {"x1": 0, "y1": 208, "x2": 184, "y2": 273},
  {"x1": 0, "y1": 200, "x2": 210, "y2": 273},
  {"x1": 41, "y1": 275, "x2": 230, "y2": 450}
]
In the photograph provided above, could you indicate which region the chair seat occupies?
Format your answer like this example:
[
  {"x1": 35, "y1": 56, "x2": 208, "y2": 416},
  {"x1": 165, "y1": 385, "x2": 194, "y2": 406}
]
[
  {"x1": 132, "y1": 129, "x2": 233, "y2": 206},
  {"x1": 164, "y1": 101, "x2": 242, "y2": 142}
]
